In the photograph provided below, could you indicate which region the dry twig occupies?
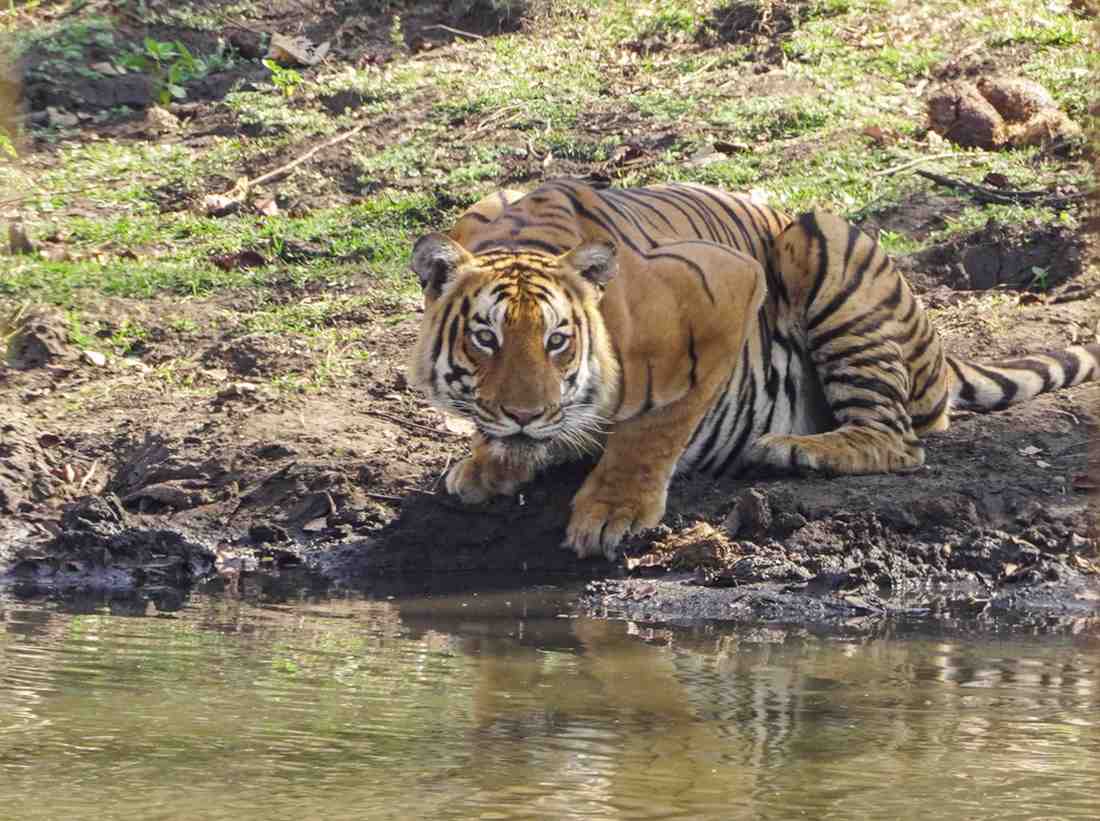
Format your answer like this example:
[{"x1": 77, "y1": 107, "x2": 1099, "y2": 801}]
[
  {"x1": 915, "y1": 169, "x2": 1087, "y2": 207},
  {"x1": 365, "y1": 409, "x2": 459, "y2": 438},
  {"x1": 421, "y1": 24, "x2": 485, "y2": 40}
]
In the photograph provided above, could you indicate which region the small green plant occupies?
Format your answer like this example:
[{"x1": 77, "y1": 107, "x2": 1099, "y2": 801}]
[
  {"x1": 263, "y1": 59, "x2": 303, "y2": 97},
  {"x1": 107, "y1": 319, "x2": 148, "y2": 355},
  {"x1": 119, "y1": 37, "x2": 209, "y2": 105},
  {"x1": 389, "y1": 15, "x2": 405, "y2": 50},
  {"x1": 0, "y1": 133, "x2": 15, "y2": 159},
  {"x1": 1028, "y1": 266, "x2": 1050, "y2": 291},
  {"x1": 64, "y1": 310, "x2": 98, "y2": 350}
]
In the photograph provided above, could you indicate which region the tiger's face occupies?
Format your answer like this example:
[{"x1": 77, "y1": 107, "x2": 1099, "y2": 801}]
[{"x1": 408, "y1": 234, "x2": 619, "y2": 464}]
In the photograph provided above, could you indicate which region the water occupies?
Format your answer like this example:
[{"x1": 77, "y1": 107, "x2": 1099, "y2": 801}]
[{"x1": 2, "y1": 584, "x2": 1098, "y2": 821}]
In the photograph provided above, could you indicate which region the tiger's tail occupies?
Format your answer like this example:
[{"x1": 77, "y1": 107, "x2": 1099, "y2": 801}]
[{"x1": 946, "y1": 344, "x2": 1100, "y2": 411}]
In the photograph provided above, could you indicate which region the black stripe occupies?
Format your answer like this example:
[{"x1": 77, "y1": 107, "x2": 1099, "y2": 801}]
[
  {"x1": 627, "y1": 188, "x2": 707, "y2": 239},
  {"x1": 806, "y1": 231, "x2": 877, "y2": 330},
  {"x1": 800, "y1": 213, "x2": 831, "y2": 312},
  {"x1": 907, "y1": 325, "x2": 938, "y2": 361},
  {"x1": 911, "y1": 392, "x2": 949, "y2": 429},
  {"x1": 685, "y1": 185, "x2": 768, "y2": 253},
  {"x1": 947, "y1": 357, "x2": 974, "y2": 404},
  {"x1": 471, "y1": 237, "x2": 566, "y2": 255},
  {"x1": 823, "y1": 372, "x2": 906, "y2": 405},
  {"x1": 627, "y1": 243, "x2": 718, "y2": 304},
  {"x1": 669, "y1": 185, "x2": 742, "y2": 247},
  {"x1": 715, "y1": 350, "x2": 759, "y2": 475},
  {"x1": 595, "y1": 190, "x2": 660, "y2": 248},
  {"x1": 765, "y1": 255, "x2": 790, "y2": 306},
  {"x1": 830, "y1": 395, "x2": 894, "y2": 415},
  {"x1": 696, "y1": 370, "x2": 740, "y2": 471},
  {"x1": 968, "y1": 361, "x2": 1020, "y2": 404},
  {"x1": 610, "y1": 189, "x2": 679, "y2": 234},
  {"x1": 812, "y1": 280, "x2": 904, "y2": 350},
  {"x1": 651, "y1": 186, "x2": 726, "y2": 242}
]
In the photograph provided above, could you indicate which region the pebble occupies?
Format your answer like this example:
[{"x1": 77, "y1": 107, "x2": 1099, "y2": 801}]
[{"x1": 82, "y1": 350, "x2": 107, "y2": 367}]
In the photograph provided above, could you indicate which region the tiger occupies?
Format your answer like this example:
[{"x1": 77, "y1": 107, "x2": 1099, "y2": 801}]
[{"x1": 407, "y1": 178, "x2": 1100, "y2": 560}]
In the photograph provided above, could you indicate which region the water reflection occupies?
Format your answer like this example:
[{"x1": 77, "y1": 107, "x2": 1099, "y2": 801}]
[{"x1": 1, "y1": 586, "x2": 1098, "y2": 820}]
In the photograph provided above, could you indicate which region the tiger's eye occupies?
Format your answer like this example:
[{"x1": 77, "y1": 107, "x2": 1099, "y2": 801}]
[
  {"x1": 547, "y1": 332, "x2": 569, "y2": 352},
  {"x1": 472, "y1": 329, "x2": 497, "y2": 349}
]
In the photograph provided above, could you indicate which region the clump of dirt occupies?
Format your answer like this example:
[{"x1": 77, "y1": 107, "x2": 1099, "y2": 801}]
[
  {"x1": 7, "y1": 494, "x2": 215, "y2": 589},
  {"x1": 927, "y1": 76, "x2": 1082, "y2": 150},
  {"x1": 700, "y1": 0, "x2": 802, "y2": 46},
  {"x1": 4, "y1": 306, "x2": 73, "y2": 370}
]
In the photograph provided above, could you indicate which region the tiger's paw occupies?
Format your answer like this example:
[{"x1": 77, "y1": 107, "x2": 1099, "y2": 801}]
[
  {"x1": 746, "y1": 433, "x2": 829, "y2": 475},
  {"x1": 563, "y1": 478, "x2": 667, "y2": 562},
  {"x1": 444, "y1": 453, "x2": 534, "y2": 504}
]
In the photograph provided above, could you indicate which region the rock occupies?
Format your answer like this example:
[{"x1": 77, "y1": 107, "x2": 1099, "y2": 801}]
[
  {"x1": 45, "y1": 106, "x2": 80, "y2": 128},
  {"x1": 144, "y1": 105, "x2": 180, "y2": 134},
  {"x1": 82, "y1": 350, "x2": 107, "y2": 367}
]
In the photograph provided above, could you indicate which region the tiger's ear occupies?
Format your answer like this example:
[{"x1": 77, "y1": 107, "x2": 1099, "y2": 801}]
[
  {"x1": 561, "y1": 240, "x2": 617, "y2": 290},
  {"x1": 411, "y1": 233, "x2": 474, "y2": 298}
]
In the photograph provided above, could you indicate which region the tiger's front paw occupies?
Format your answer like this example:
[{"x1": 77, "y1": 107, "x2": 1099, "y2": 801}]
[
  {"x1": 444, "y1": 453, "x2": 534, "y2": 504},
  {"x1": 564, "y1": 477, "x2": 667, "y2": 561}
]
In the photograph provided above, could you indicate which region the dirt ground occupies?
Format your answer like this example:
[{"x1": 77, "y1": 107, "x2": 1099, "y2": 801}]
[{"x1": 2, "y1": 0, "x2": 1099, "y2": 629}]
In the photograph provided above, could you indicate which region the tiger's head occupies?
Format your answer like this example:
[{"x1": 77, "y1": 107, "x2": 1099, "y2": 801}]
[{"x1": 407, "y1": 233, "x2": 620, "y2": 465}]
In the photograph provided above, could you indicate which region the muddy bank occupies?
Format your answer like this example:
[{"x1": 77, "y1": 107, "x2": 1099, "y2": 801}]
[
  {"x1": 2, "y1": 0, "x2": 1098, "y2": 629},
  {"x1": 2, "y1": 299, "x2": 1099, "y2": 628}
]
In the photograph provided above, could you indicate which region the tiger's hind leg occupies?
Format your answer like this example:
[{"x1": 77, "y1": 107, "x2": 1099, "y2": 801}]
[
  {"x1": 748, "y1": 341, "x2": 928, "y2": 473},
  {"x1": 747, "y1": 210, "x2": 941, "y2": 476}
]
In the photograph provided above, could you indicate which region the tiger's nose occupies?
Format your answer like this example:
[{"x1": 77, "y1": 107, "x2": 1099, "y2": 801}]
[{"x1": 501, "y1": 405, "x2": 543, "y2": 426}]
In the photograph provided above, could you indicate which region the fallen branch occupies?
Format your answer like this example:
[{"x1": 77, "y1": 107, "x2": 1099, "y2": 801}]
[
  {"x1": 421, "y1": 24, "x2": 485, "y2": 40},
  {"x1": 231, "y1": 122, "x2": 369, "y2": 195},
  {"x1": 914, "y1": 169, "x2": 1088, "y2": 207},
  {"x1": 870, "y1": 152, "x2": 969, "y2": 178},
  {"x1": 366, "y1": 491, "x2": 405, "y2": 503},
  {"x1": 364, "y1": 409, "x2": 460, "y2": 438}
]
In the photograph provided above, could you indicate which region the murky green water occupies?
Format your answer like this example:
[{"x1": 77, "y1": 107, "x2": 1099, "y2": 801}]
[{"x1": 2, "y1": 584, "x2": 1098, "y2": 821}]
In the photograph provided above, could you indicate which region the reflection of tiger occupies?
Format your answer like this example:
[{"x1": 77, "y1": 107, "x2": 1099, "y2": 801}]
[{"x1": 408, "y1": 178, "x2": 1100, "y2": 560}]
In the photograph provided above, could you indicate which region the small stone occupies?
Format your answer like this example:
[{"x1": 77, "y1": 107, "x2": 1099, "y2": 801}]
[
  {"x1": 46, "y1": 107, "x2": 80, "y2": 128},
  {"x1": 144, "y1": 105, "x2": 180, "y2": 134},
  {"x1": 302, "y1": 516, "x2": 328, "y2": 532},
  {"x1": 81, "y1": 350, "x2": 107, "y2": 367}
]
